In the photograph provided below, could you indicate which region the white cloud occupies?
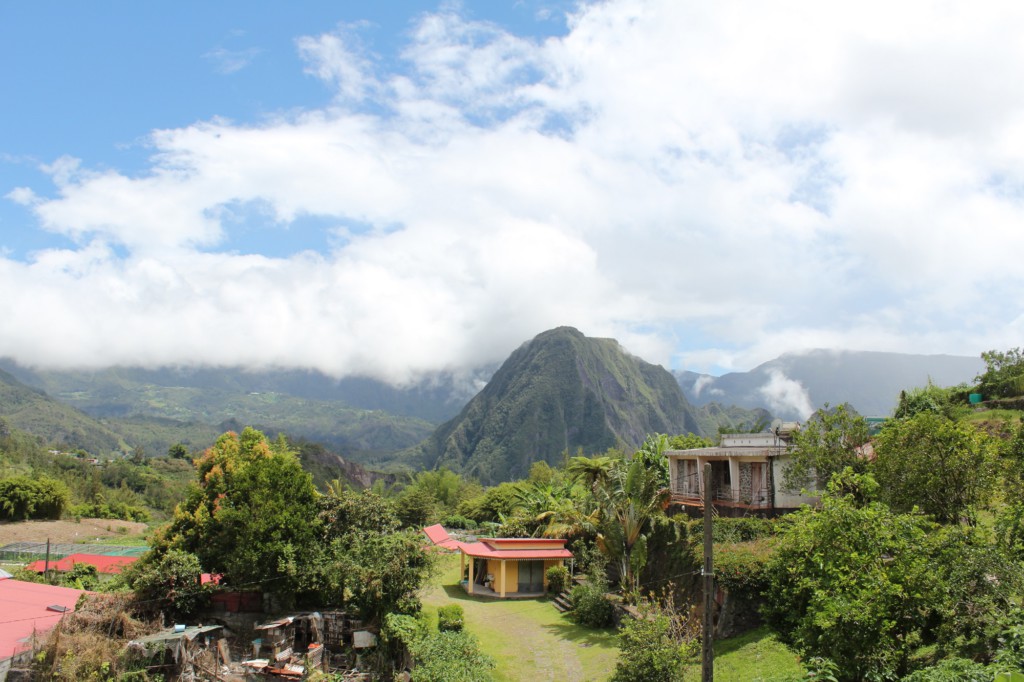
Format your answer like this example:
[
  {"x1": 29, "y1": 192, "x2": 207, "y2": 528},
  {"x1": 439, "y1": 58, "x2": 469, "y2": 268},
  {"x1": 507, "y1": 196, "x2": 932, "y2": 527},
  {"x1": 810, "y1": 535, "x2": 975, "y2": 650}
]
[
  {"x1": 204, "y1": 46, "x2": 262, "y2": 75},
  {"x1": 4, "y1": 0, "x2": 1024, "y2": 380},
  {"x1": 758, "y1": 369, "x2": 814, "y2": 420}
]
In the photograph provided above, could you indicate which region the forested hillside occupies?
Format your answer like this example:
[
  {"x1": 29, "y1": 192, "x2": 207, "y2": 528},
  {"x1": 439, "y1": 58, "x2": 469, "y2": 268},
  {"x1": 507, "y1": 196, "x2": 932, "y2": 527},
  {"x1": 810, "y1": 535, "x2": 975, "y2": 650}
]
[
  {"x1": 417, "y1": 327, "x2": 702, "y2": 483},
  {"x1": 0, "y1": 361, "x2": 436, "y2": 463}
]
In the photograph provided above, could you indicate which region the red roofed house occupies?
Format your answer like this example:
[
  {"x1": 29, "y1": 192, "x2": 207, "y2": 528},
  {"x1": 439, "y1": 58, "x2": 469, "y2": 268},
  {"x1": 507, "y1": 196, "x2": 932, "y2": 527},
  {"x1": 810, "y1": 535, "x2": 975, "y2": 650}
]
[
  {"x1": 0, "y1": 576, "x2": 88, "y2": 680},
  {"x1": 24, "y1": 553, "x2": 138, "y2": 575},
  {"x1": 422, "y1": 525, "x2": 572, "y2": 598}
]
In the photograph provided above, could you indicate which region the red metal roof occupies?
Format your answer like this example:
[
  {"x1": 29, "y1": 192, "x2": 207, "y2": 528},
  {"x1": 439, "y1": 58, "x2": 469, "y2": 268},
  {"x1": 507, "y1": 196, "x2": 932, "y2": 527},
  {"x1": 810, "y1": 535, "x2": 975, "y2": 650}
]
[
  {"x1": 0, "y1": 579, "x2": 89, "y2": 659},
  {"x1": 24, "y1": 553, "x2": 138, "y2": 575},
  {"x1": 422, "y1": 525, "x2": 573, "y2": 560},
  {"x1": 457, "y1": 541, "x2": 573, "y2": 560},
  {"x1": 422, "y1": 524, "x2": 462, "y2": 551}
]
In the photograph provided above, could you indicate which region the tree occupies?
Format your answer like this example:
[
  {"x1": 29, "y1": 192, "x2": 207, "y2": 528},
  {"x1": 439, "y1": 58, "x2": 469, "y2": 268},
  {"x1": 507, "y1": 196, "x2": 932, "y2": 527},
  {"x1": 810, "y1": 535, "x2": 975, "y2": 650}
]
[
  {"x1": 666, "y1": 433, "x2": 714, "y2": 450},
  {"x1": 167, "y1": 442, "x2": 190, "y2": 460},
  {"x1": 631, "y1": 434, "x2": 670, "y2": 488},
  {"x1": 874, "y1": 413, "x2": 998, "y2": 524},
  {"x1": 977, "y1": 347, "x2": 1024, "y2": 399},
  {"x1": 319, "y1": 489, "x2": 433, "y2": 623},
  {"x1": 894, "y1": 382, "x2": 968, "y2": 420},
  {"x1": 763, "y1": 477, "x2": 934, "y2": 680},
  {"x1": 595, "y1": 456, "x2": 670, "y2": 598},
  {"x1": 997, "y1": 420, "x2": 1024, "y2": 560},
  {"x1": 159, "y1": 428, "x2": 322, "y2": 601},
  {"x1": 0, "y1": 475, "x2": 70, "y2": 520},
  {"x1": 764, "y1": 472, "x2": 1020, "y2": 680},
  {"x1": 567, "y1": 454, "x2": 616, "y2": 492},
  {"x1": 783, "y1": 403, "x2": 869, "y2": 493},
  {"x1": 122, "y1": 548, "x2": 209, "y2": 619}
]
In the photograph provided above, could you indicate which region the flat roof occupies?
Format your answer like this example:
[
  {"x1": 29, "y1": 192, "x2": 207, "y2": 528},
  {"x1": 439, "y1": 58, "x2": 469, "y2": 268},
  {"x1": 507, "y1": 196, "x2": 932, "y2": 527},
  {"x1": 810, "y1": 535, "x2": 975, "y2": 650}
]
[{"x1": 665, "y1": 446, "x2": 786, "y2": 458}]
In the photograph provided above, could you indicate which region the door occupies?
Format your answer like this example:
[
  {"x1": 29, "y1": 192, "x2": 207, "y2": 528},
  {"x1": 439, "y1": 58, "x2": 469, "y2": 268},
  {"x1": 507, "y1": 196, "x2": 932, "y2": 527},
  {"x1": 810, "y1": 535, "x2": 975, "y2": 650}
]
[{"x1": 517, "y1": 560, "x2": 545, "y2": 593}]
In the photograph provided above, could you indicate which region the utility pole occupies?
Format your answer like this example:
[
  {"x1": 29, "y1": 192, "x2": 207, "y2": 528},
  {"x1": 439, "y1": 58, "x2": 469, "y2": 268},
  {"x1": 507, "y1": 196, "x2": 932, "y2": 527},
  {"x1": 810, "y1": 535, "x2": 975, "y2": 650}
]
[{"x1": 702, "y1": 463, "x2": 714, "y2": 682}]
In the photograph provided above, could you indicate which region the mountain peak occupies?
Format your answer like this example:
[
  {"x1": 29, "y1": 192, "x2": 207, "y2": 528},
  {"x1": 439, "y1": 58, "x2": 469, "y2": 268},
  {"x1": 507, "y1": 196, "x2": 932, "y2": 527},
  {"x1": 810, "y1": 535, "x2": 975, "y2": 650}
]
[{"x1": 418, "y1": 327, "x2": 700, "y2": 484}]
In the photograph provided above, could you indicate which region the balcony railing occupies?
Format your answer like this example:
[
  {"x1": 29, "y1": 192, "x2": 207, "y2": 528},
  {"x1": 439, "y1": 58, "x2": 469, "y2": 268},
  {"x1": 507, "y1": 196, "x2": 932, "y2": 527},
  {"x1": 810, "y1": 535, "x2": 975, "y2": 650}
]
[{"x1": 672, "y1": 472, "x2": 770, "y2": 508}]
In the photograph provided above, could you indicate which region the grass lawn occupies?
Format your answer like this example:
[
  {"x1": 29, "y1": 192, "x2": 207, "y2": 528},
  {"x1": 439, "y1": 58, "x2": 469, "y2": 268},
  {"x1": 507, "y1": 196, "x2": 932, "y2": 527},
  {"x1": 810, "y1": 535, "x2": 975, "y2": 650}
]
[
  {"x1": 421, "y1": 553, "x2": 619, "y2": 681},
  {"x1": 682, "y1": 626, "x2": 805, "y2": 681}
]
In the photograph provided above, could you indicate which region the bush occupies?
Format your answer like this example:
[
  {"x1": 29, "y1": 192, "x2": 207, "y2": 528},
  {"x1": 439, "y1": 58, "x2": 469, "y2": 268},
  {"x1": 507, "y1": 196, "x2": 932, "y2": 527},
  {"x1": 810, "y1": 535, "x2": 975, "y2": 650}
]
[
  {"x1": 440, "y1": 514, "x2": 478, "y2": 530},
  {"x1": 68, "y1": 501, "x2": 150, "y2": 523},
  {"x1": 0, "y1": 475, "x2": 69, "y2": 520},
  {"x1": 546, "y1": 564, "x2": 571, "y2": 594},
  {"x1": 902, "y1": 658, "x2": 992, "y2": 682},
  {"x1": 409, "y1": 630, "x2": 494, "y2": 682},
  {"x1": 611, "y1": 612, "x2": 692, "y2": 682},
  {"x1": 571, "y1": 580, "x2": 614, "y2": 628},
  {"x1": 437, "y1": 604, "x2": 464, "y2": 632}
]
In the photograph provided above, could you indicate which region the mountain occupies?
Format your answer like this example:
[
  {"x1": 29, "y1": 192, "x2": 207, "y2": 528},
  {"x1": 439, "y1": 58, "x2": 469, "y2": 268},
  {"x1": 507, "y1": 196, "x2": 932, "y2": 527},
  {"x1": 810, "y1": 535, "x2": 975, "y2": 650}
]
[
  {"x1": 0, "y1": 368, "x2": 128, "y2": 454},
  {"x1": 0, "y1": 361, "x2": 475, "y2": 423},
  {"x1": 677, "y1": 349, "x2": 985, "y2": 421},
  {"x1": 0, "y1": 360, "x2": 450, "y2": 461},
  {"x1": 417, "y1": 326, "x2": 702, "y2": 484},
  {"x1": 693, "y1": 402, "x2": 773, "y2": 436}
]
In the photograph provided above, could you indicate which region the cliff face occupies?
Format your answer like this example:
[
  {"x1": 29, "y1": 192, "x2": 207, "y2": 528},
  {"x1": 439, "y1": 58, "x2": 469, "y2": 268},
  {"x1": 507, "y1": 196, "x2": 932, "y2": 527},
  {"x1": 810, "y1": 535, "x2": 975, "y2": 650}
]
[{"x1": 419, "y1": 327, "x2": 702, "y2": 484}]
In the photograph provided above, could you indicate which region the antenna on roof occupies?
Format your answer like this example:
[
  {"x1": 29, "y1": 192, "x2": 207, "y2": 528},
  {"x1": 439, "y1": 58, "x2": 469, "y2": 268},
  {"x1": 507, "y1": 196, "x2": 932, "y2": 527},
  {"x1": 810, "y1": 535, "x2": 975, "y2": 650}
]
[{"x1": 770, "y1": 418, "x2": 783, "y2": 435}]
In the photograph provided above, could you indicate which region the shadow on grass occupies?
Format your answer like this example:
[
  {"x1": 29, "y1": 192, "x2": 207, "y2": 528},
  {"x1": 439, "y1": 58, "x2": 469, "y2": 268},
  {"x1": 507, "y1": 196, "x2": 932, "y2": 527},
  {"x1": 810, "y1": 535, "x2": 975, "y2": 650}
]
[
  {"x1": 440, "y1": 583, "x2": 552, "y2": 605},
  {"x1": 541, "y1": 618, "x2": 619, "y2": 650},
  {"x1": 709, "y1": 626, "x2": 775, "y2": 656}
]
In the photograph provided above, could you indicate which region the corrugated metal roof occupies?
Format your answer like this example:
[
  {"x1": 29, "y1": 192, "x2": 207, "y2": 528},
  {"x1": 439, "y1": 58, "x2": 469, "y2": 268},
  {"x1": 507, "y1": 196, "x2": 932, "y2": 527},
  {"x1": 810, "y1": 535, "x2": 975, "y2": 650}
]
[
  {"x1": 422, "y1": 524, "x2": 462, "y2": 551},
  {"x1": 458, "y1": 541, "x2": 573, "y2": 560},
  {"x1": 423, "y1": 525, "x2": 573, "y2": 560},
  {"x1": 24, "y1": 553, "x2": 138, "y2": 575},
  {"x1": 129, "y1": 624, "x2": 222, "y2": 646},
  {"x1": 0, "y1": 579, "x2": 89, "y2": 659}
]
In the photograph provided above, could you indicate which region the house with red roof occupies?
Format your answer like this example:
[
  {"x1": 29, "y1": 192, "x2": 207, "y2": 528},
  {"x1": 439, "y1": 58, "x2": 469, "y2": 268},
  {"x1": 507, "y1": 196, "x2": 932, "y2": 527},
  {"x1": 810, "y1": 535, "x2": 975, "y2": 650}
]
[
  {"x1": 0, "y1": 576, "x2": 89, "y2": 680},
  {"x1": 24, "y1": 553, "x2": 138, "y2": 576},
  {"x1": 423, "y1": 524, "x2": 572, "y2": 598}
]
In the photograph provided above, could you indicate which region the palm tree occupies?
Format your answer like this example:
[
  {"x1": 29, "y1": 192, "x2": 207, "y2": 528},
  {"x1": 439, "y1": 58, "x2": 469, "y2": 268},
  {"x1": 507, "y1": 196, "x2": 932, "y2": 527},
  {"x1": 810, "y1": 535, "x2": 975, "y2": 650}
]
[
  {"x1": 567, "y1": 455, "x2": 616, "y2": 492},
  {"x1": 594, "y1": 456, "x2": 670, "y2": 599}
]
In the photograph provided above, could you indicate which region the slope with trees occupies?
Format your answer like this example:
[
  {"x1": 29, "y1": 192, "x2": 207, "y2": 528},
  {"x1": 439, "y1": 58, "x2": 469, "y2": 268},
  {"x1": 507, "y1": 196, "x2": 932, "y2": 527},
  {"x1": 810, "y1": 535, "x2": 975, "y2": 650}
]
[{"x1": 417, "y1": 327, "x2": 702, "y2": 484}]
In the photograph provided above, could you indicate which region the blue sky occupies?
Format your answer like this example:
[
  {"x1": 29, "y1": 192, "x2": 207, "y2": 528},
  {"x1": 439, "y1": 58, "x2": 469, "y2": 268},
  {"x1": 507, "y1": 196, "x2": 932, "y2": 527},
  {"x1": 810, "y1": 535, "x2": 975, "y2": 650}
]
[{"x1": 2, "y1": 1, "x2": 1023, "y2": 390}]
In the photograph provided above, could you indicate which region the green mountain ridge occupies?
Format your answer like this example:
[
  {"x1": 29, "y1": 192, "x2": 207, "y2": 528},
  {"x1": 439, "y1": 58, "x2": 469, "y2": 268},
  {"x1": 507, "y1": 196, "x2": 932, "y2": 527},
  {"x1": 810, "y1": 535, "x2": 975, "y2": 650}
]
[
  {"x1": 0, "y1": 364, "x2": 435, "y2": 462},
  {"x1": 0, "y1": 368, "x2": 129, "y2": 454},
  {"x1": 416, "y1": 326, "x2": 703, "y2": 484}
]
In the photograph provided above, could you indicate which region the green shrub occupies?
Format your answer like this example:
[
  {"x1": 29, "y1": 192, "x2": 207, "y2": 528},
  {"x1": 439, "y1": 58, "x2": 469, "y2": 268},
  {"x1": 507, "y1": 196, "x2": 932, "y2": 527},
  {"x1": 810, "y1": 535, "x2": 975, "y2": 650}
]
[
  {"x1": 0, "y1": 476, "x2": 69, "y2": 520},
  {"x1": 409, "y1": 630, "x2": 494, "y2": 682},
  {"x1": 437, "y1": 604, "x2": 464, "y2": 632},
  {"x1": 902, "y1": 658, "x2": 992, "y2": 682},
  {"x1": 571, "y1": 580, "x2": 614, "y2": 628},
  {"x1": 68, "y1": 501, "x2": 150, "y2": 523},
  {"x1": 546, "y1": 564, "x2": 571, "y2": 594},
  {"x1": 440, "y1": 514, "x2": 477, "y2": 530},
  {"x1": 611, "y1": 612, "x2": 692, "y2": 682}
]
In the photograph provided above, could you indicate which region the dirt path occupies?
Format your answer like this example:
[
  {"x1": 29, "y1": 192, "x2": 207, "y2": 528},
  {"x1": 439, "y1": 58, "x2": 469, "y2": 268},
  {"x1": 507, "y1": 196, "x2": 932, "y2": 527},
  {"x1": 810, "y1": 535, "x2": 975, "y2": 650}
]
[{"x1": 0, "y1": 518, "x2": 148, "y2": 546}]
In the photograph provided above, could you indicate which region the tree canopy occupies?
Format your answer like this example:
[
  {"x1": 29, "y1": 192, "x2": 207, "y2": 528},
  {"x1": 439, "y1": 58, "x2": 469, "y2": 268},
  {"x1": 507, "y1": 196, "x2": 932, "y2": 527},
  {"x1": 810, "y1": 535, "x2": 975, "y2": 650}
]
[
  {"x1": 783, "y1": 403, "x2": 869, "y2": 493},
  {"x1": 874, "y1": 413, "x2": 998, "y2": 524},
  {"x1": 157, "y1": 428, "x2": 322, "y2": 600}
]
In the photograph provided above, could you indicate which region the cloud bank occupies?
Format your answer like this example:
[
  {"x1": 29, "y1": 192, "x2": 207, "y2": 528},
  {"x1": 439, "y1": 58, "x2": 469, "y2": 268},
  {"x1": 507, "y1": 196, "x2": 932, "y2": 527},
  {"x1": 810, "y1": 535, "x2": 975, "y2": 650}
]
[{"x1": 4, "y1": 0, "x2": 1024, "y2": 382}]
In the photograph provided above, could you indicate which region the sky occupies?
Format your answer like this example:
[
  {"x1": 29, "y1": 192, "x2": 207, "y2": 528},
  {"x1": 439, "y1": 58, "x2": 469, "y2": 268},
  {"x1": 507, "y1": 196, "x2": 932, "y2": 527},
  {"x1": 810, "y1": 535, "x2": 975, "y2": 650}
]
[{"x1": 2, "y1": 0, "x2": 1023, "y2": 385}]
